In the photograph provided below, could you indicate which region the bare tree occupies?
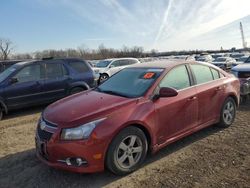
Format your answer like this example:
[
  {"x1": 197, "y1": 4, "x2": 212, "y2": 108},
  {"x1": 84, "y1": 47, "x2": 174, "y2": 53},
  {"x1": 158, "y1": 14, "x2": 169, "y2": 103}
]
[{"x1": 0, "y1": 38, "x2": 14, "y2": 60}]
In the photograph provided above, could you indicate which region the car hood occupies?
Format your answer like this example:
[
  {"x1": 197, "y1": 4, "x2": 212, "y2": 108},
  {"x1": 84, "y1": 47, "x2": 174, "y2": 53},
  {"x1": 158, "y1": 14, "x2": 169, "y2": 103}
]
[
  {"x1": 43, "y1": 90, "x2": 136, "y2": 128},
  {"x1": 232, "y1": 63, "x2": 250, "y2": 71}
]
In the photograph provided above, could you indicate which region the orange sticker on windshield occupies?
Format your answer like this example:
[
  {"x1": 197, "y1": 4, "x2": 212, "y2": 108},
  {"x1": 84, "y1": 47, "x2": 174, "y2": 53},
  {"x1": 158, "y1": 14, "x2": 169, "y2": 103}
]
[{"x1": 143, "y1": 72, "x2": 155, "y2": 79}]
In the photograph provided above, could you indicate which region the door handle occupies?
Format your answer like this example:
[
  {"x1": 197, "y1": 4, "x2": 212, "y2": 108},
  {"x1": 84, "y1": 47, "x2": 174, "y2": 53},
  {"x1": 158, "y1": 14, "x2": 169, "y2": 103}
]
[{"x1": 187, "y1": 96, "x2": 197, "y2": 101}]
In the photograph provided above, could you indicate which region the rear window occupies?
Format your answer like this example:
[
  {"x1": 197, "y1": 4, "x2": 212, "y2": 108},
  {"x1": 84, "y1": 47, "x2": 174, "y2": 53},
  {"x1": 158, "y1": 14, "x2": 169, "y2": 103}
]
[
  {"x1": 191, "y1": 64, "x2": 213, "y2": 84},
  {"x1": 45, "y1": 63, "x2": 66, "y2": 79},
  {"x1": 210, "y1": 68, "x2": 220, "y2": 80},
  {"x1": 69, "y1": 61, "x2": 89, "y2": 73}
]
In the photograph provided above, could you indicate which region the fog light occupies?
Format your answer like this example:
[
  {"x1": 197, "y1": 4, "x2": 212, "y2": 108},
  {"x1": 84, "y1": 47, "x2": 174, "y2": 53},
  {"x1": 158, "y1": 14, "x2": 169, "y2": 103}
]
[
  {"x1": 66, "y1": 158, "x2": 72, "y2": 166},
  {"x1": 58, "y1": 157, "x2": 88, "y2": 167}
]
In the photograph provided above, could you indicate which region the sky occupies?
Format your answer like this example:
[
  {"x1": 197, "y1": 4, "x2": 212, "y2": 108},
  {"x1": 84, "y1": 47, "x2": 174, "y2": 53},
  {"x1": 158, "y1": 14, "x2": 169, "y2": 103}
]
[{"x1": 1, "y1": 0, "x2": 250, "y2": 53}]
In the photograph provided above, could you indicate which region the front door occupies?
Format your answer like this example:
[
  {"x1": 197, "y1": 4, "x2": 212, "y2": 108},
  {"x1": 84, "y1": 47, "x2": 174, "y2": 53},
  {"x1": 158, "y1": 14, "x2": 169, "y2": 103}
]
[
  {"x1": 154, "y1": 65, "x2": 198, "y2": 143},
  {"x1": 4, "y1": 64, "x2": 43, "y2": 109}
]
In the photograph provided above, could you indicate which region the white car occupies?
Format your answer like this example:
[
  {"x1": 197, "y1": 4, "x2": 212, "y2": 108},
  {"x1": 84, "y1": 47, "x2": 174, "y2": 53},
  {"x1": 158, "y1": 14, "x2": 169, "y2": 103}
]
[
  {"x1": 212, "y1": 57, "x2": 236, "y2": 69},
  {"x1": 93, "y1": 58, "x2": 140, "y2": 83},
  {"x1": 196, "y1": 55, "x2": 214, "y2": 63}
]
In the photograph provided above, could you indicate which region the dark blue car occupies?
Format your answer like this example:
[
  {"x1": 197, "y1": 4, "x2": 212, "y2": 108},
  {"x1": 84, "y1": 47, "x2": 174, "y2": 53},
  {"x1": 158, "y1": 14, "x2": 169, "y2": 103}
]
[{"x1": 0, "y1": 58, "x2": 96, "y2": 120}]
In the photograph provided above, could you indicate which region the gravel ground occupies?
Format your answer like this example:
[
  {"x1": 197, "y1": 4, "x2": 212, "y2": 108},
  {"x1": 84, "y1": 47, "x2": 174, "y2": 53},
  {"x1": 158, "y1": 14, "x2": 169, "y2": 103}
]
[{"x1": 0, "y1": 102, "x2": 249, "y2": 188}]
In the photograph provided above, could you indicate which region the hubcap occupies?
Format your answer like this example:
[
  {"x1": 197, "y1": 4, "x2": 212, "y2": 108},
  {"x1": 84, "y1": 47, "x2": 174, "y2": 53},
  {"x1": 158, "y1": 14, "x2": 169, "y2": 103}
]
[
  {"x1": 100, "y1": 75, "x2": 108, "y2": 82},
  {"x1": 223, "y1": 101, "x2": 235, "y2": 125},
  {"x1": 115, "y1": 135, "x2": 143, "y2": 169}
]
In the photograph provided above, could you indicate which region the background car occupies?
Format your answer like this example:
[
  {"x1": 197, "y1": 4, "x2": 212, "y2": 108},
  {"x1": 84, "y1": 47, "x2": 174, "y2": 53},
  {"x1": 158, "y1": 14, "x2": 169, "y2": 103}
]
[
  {"x1": 196, "y1": 55, "x2": 214, "y2": 63},
  {"x1": 212, "y1": 57, "x2": 236, "y2": 69},
  {"x1": 231, "y1": 63, "x2": 250, "y2": 102},
  {"x1": 233, "y1": 55, "x2": 250, "y2": 66},
  {"x1": 93, "y1": 58, "x2": 140, "y2": 83},
  {"x1": 0, "y1": 58, "x2": 95, "y2": 120},
  {"x1": 36, "y1": 60, "x2": 240, "y2": 175}
]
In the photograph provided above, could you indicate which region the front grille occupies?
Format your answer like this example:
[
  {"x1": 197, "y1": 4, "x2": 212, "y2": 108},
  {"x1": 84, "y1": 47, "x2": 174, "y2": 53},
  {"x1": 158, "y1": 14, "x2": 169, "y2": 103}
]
[
  {"x1": 43, "y1": 118, "x2": 58, "y2": 128},
  {"x1": 37, "y1": 118, "x2": 57, "y2": 141},
  {"x1": 38, "y1": 125, "x2": 53, "y2": 141}
]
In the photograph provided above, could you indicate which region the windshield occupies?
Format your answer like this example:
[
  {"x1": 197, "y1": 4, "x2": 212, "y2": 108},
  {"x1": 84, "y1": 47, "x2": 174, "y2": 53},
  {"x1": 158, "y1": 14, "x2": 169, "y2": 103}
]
[
  {"x1": 0, "y1": 65, "x2": 17, "y2": 83},
  {"x1": 97, "y1": 68, "x2": 164, "y2": 98},
  {"x1": 96, "y1": 60, "x2": 112, "y2": 68}
]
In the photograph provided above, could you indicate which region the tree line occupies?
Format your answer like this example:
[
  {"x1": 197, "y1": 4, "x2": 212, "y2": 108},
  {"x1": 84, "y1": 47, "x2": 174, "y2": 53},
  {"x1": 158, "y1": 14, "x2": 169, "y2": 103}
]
[
  {"x1": 1, "y1": 37, "x2": 249, "y2": 61},
  {"x1": 0, "y1": 38, "x2": 145, "y2": 60}
]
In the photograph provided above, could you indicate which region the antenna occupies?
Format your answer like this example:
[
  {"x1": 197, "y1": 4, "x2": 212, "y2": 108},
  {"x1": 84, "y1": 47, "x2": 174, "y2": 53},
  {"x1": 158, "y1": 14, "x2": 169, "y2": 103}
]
[{"x1": 240, "y1": 22, "x2": 247, "y2": 49}]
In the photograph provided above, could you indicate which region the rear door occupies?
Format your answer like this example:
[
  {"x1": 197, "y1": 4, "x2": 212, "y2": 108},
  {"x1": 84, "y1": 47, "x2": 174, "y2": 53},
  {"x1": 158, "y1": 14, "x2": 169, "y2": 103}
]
[
  {"x1": 40, "y1": 60, "x2": 69, "y2": 102},
  {"x1": 190, "y1": 64, "x2": 225, "y2": 124},
  {"x1": 154, "y1": 64, "x2": 198, "y2": 143},
  {"x1": 4, "y1": 64, "x2": 43, "y2": 108}
]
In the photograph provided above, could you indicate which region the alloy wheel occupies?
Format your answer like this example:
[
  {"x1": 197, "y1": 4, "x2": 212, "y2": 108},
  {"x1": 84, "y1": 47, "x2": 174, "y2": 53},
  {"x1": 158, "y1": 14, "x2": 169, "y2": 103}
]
[
  {"x1": 115, "y1": 135, "x2": 143, "y2": 169},
  {"x1": 223, "y1": 100, "x2": 235, "y2": 125}
]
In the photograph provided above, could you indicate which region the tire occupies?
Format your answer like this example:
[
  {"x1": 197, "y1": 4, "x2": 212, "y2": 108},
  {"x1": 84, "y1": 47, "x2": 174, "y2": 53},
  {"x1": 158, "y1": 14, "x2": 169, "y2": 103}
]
[
  {"x1": 106, "y1": 126, "x2": 148, "y2": 175},
  {"x1": 217, "y1": 97, "x2": 236, "y2": 128},
  {"x1": 99, "y1": 74, "x2": 109, "y2": 84},
  {"x1": 69, "y1": 87, "x2": 85, "y2": 95}
]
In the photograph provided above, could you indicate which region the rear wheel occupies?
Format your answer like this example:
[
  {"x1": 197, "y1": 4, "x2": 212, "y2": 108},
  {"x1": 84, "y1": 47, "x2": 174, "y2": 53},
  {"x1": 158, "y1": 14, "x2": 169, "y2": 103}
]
[
  {"x1": 106, "y1": 127, "x2": 148, "y2": 175},
  {"x1": 217, "y1": 97, "x2": 236, "y2": 128},
  {"x1": 99, "y1": 74, "x2": 109, "y2": 84},
  {"x1": 69, "y1": 87, "x2": 85, "y2": 95}
]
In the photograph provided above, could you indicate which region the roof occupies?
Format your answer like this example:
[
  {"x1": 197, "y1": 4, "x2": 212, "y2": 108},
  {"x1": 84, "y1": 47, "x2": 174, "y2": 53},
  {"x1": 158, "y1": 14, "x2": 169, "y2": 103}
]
[
  {"x1": 129, "y1": 59, "x2": 194, "y2": 69},
  {"x1": 104, "y1": 57, "x2": 139, "y2": 61},
  {"x1": 13, "y1": 57, "x2": 86, "y2": 67}
]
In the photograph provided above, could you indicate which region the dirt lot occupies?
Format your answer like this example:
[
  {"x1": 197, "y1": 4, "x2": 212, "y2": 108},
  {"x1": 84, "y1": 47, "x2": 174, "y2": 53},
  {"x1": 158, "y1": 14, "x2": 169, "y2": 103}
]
[{"x1": 0, "y1": 102, "x2": 249, "y2": 188}]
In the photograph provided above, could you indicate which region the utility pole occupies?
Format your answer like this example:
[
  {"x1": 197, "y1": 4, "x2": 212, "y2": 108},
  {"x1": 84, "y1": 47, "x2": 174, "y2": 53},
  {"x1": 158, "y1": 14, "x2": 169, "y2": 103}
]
[{"x1": 240, "y1": 22, "x2": 247, "y2": 49}]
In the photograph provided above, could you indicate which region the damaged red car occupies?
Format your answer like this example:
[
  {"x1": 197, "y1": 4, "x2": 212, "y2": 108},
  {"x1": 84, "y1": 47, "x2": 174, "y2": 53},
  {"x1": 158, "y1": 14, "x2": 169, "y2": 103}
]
[{"x1": 36, "y1": 60, "x2": 240, "y2": 175}]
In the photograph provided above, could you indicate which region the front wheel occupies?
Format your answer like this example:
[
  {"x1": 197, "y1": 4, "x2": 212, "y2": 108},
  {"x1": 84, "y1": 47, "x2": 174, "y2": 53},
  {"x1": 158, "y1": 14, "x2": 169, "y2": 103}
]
[
  {"x1": 106, "y1": 127, "x2": 148, "y2": 175},
  {"x1": 217, "y1": 97, "x2": 236, "y2": 128}
]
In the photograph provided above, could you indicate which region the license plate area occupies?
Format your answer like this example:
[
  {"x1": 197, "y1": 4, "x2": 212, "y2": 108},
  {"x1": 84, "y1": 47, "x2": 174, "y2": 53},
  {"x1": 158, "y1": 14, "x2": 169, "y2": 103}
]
[{"x1": 36, "y1": 136, "x2": 49, "y2": 160}]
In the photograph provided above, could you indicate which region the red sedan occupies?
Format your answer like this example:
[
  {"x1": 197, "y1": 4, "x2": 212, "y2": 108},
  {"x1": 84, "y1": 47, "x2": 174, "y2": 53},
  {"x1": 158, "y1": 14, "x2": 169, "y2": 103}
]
[{"x1": 36, "y1": 60, "x2": 240, "y2": 175}]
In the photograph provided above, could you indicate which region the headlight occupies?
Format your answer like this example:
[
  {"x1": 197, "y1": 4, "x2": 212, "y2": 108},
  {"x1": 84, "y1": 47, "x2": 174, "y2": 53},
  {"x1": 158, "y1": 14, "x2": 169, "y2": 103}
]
[{"x1": 61, "y1": 118, "x2": 106, "y2": 140}]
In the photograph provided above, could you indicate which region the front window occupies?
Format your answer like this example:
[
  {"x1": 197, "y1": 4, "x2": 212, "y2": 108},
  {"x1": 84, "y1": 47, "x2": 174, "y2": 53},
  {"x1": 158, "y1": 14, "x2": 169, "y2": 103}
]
[
  {"x1": 159, "y1": 65, "x2": 191, "y2": 90},
  {"x1": 97, "y1": 68, "x2": 164, "y2": 98},
  {"x1": 15, "y1": 65, "x2": 41, "y2": 83},
  {"x1": 96, "y1": 60, "x2": 112, "y2": 68},
  {"x1": 0, "y1": 65, "x2": 17, "y2": 83}
]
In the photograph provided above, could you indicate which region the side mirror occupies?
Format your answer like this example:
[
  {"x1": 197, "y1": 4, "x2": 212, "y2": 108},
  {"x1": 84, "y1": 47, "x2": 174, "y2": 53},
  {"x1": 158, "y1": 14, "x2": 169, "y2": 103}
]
[
  {"x1": 153, "y1": 87, "x2": 178, "y2": 100},
  {"x1": 110, "y1": 65, "x2": 115, "y2": 68},
  {"x1": 10, "y1": 77, "x2": 18, "y2": 84}
]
